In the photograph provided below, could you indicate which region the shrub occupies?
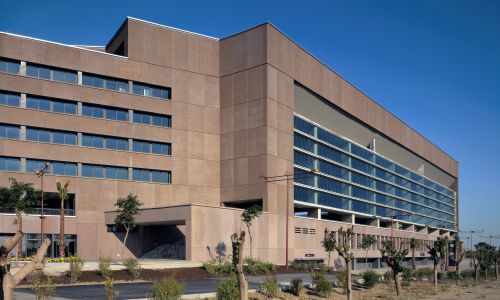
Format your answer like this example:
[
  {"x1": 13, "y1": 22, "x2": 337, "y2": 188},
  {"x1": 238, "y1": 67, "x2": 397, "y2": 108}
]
[
  {"x1": 401, "y1": 267, "x2": 413, "y2": 286},
  {"x1": 68, "y1": 256, "x2": 84, "y2": 283},
  {"x1": 336, "y1": 269, "x2": 347, "y2": 290},
  {"x1": 447, "y1": 271, "x2": 458, "y2": 280},
  {"x1": 382, "y1": 270, "x2": 393, "y2": 283},
  {"x1": 123, "y1": 258, "x2": 141, "y2": 279},
  {"x1": 361, "y1": 270, "x2": 379, "y2": 288},
  {"x1": 104, "y1": 277, "x2": 119, "y2": 300},
  {"x1": 260, "y1": 277, "x2": 279, "y2": 298},
  {"x1": 98, "y1": 257, "x2": 112, "y2": 278},
  {"x1": 31, "y1": 276, "x2": 55, "y2": 300},
  {"x1": 244, "y1": 257, "x2": 277, "y2": 275},
  {"x1": 216, "y1": 275, "x2": 239, "y2": 300},
  {"x1": 290, "y1": 260, "x2": 322, "y2": 271},
  {"x1": 312, "y1": 271, "x2": 332, "y2": 298},
  {"x1": 290, "y1": 278, "x2": 304, "y2": 296},
  {"x1": 202, "y1": 260, "x2": 235, "y2": 275},
  {"x1": 148, "y1": 277, "x2": 184, "y2": 300}
]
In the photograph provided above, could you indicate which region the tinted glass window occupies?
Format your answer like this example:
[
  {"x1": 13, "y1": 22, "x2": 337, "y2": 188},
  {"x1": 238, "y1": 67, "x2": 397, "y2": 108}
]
[
  {"x1": 0, "y1": 58, "x2": 20, "y2": 74},
  {"x1": 0, "y1": 92, "x2": 20, "y2": 107},
  {"x1": 0, "y1": 124, "x2": 20, "y2": 139}
]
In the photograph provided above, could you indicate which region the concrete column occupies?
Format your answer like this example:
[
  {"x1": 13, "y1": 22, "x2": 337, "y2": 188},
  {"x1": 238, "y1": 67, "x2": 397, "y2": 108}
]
[
  {"x1": 20, "y1": 126, "x2": 26, "y2": 140},
  {"x1": 128, "y1": 167, "x2": 133, "y2": 180},
  {"x1": 77, "y1": 71, "x2": 83, "y2": 85},
  {"x1": 20, "y1": 94, "x2": 26, "y2": 108},
  {"x1": 128, "y1": 139, "x2": 133, "y2": 151},
  {"x1": 128, "y1": 109, "x2": 134, "y2": 123},
  {"x1": 317, "y1": 208, "x2": 322, "y2": 220},
  {"x1": 370, "y1": 218, "x2": 380, "y2": 228},
  {"x1": 77, "y1": 133, "x2": 83, "y2": 146},
  {"x1": 20, "y1": 61, "x2": 26, "y2": 76},
  {"x1": 77, "y1": 102, "x2": 83, "y2": 115},
  {"x1": 406, "y1": 224, "x2": 415, "y2": 232},
  {"x1": 20, "y1": 158, "x2": 26, "y2": 172},
  {"x1": 128, "y1": 80, "x2": 133, "y2": 93},
  {"x1": 77, "y1": 163, "x2": 82, "y2": 176}
]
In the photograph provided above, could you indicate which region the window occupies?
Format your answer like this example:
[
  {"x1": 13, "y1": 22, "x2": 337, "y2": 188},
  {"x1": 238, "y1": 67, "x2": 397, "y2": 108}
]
[
  {"x1": 317, "y1": 127, "x2": 350, "y2": 150},
  {"x1": 26, "y1": 128, "x2": 51, "y2": 143},
  {"x1": 52, "y1": 131, "x2": 77, "y2": 145},
  {"x1": 317, "y1": 160, "x2": 349, "y2": 180},
  {"x1": 133, "y1": 140, "x2": 171, "y2": 155},
  {"x1": 82, "y1": 134, "x2": 128, "y2": 151},
  {"x1": 132, "y1": 168, "x2": 171, "y2": 183},
  {"x1": 0, "y1": 58, "x2": 20, "y2": 74},
  {"x1": 294, "y1": 186, "x2": 315, "y2": 203},
  {"x1": 26, "y1": 64, "x2": 77, "y2": 84},
  {"x1": 317, "y1": 144, "x2": 349, "y2": 166},
  {"x1": 294, "y1": 168, "x2": 315, "y2": 187},
  {"x1": 0, "y1": 91, "x2": 20, "y2": 107},
  {"x1": 26, "y1": 160, "x2": 50, "y2": 174},
  {"x1": 294, "y1": 151, "x2": 315, "y2": 169},
  {"x1": 351, "y1": 144, "x2": 374, "y2": 162},
  {"x1": 294, "y1": 134, "x2": 315, "y2": 152},
  {"x1": 82, "y1": 164, "x2": 127, "y2": 180},
  {"x1": 26, "y1": 128, "x2": 76, "y2": 145},
  {"x1": 318, "y1": 192, "x2": 351, "y2": 210},
  {"x1": 0, "y1": 124, "x2": 20, "y2": 139},
  {"x1": 294, "y1": 116, "x2": 315, "y2": 136},
  {"x1": 82, "y1": 74, "x2": 128, "y2": 92},
  {"x1": 52, "y1": 162, "x2": 77, "y2": 176},
  {"x1": 81, "y1": 104, "x2": 128, "y2": 121},
  {"x1": 0, "y1": 157, "x2": 20, "y2": 171},
  {"x1": 133, "y1": 111, "x2": 171, "y2": 128},
  {"x1": 26, "y1": 96, "x2": 77, "y2": 114},
  {"x1": 132, "y1": 82, "x2": 171, "y2": 99}
]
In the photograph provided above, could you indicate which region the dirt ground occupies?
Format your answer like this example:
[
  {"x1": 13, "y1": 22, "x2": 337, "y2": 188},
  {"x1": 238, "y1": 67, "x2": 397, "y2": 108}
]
[{"x1": 210, "y1": 279, "x2": 500, "y2": 300}]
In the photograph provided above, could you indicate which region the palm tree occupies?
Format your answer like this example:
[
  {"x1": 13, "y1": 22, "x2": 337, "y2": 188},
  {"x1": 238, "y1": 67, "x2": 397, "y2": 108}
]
[
  {"x1": 409, "y1": 238, "x2": 421, "y2": 270},
  {"x1": 56, "y1": 180, "x2": 70, "y2": 258}
]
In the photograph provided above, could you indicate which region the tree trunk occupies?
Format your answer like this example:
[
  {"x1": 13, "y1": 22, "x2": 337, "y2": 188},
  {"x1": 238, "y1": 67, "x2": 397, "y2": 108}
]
[
  {"x1": 232, "y1": 232, "x2": 247, "y2": 300},
  {"x1": 474, "y1": 267, "x2": 479, "y2": 283},
  {"x1": 346, "y1": 258, "x2": 352, "y2": 300},
  {"x1": 121, "y1": 227, "x2": 130, "y2": 260},
  {"x1": 247, "y1": 224, "x2": 252, "y2": 259},
  {"x1": 412, "y1": 248, "x2": 416, "y2": 270},
  {"x1": 59, "y1": 202, "x2": 65, "y2": 258},
  {"x1": 485, "y1": 268, "x2": 488, "y2": 280},
  {"x1": 16, "y1": 214, "x2": 22, "y2": 259},
  {"x1": 327, "y1": 252, "x2": 331, "y2": 269},
  {"x1": 433, "y1": 263, "x2": 438, "y2": 291},
  {"x1": 1, "y1": 233, "x2": 50, "y2": 300},
  {"x1": 496, "y1": 263, "x2": 499, "y2": 280},
  {"x1": 393, "y1": 270, "x2": 401, "y2": 296}
]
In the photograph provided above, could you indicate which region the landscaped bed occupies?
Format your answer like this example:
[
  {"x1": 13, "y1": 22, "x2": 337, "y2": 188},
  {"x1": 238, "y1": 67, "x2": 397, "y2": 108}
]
[{"x1": 19, "y1": 265, "x2": 307, "y2": 285}]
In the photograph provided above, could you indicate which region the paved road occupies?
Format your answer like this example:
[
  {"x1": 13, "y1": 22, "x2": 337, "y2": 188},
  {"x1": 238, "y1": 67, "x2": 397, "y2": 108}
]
[{"x1": 15, "y1": 273, "x2": 339, "y2": 300}]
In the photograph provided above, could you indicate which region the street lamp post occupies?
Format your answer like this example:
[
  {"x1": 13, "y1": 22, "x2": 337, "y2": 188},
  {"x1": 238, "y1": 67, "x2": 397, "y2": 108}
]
[
  {"x1": 263, "y1": 168, "x2": 317, "y2": 269},
  {"x1": 35, "y1": 163, "x2": 50, "y2": 245}
]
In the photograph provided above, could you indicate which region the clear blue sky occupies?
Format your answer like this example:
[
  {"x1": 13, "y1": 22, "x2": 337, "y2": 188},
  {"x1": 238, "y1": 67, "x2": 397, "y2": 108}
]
[{"x1": 1, "y1": 0, "x2": 499, "y2": 246}]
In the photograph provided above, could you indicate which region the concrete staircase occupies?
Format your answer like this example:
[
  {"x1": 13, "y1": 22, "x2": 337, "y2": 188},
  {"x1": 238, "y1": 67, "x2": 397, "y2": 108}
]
[{"x1": 140, "y1": 240, "x2": 185, "y2": 259}]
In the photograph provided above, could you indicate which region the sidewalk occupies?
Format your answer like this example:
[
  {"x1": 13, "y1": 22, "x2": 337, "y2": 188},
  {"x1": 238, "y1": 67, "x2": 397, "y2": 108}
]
[{"x1": 10, "y1": 259, "x2": 203, "y2": 276}]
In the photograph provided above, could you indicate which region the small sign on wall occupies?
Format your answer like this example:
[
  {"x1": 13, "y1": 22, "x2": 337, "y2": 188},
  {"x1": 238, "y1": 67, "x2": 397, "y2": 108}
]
[{"x1": 305, "y1": 253, "x2": 315, "y2": 257}]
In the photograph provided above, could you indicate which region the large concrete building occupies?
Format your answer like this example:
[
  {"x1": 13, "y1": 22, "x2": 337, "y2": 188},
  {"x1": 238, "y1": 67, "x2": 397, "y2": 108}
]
[{"x1": 0, "y1": 17, "x2": 458, "y2": 268}]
